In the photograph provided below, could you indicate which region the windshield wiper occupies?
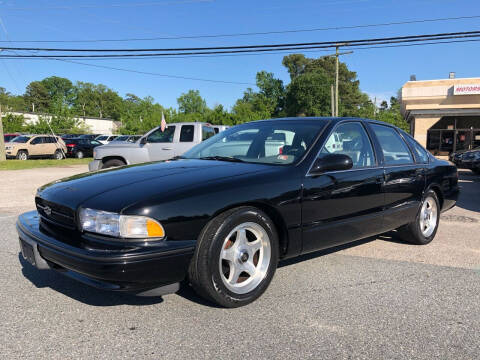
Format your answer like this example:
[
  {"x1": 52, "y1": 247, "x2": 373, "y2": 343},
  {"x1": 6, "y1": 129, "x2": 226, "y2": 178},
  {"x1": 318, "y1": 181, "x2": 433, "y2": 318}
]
[{"x1": 199, "y1": 156, "x2": 245, "y2": 163}]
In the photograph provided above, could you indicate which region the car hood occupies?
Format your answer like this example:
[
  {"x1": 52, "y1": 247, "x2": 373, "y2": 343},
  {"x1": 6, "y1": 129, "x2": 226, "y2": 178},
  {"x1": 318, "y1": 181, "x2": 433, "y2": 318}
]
[{"x1": 37, "y1": 159, "x2": 273, "y2": 212}]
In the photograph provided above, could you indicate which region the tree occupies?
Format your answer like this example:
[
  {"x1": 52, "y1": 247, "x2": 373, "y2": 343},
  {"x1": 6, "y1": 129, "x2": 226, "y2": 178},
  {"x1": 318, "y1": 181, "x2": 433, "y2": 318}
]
[
  {"x1": 255, "y1": 71, "x2": 285, "y2": 116},
  {"x1": 72, "y1": 81, "x2": 97, "y2": 117},
  {"x1": 1, "y1": 114, "x2": 25, "y2": 132},
  {"x1": 177, "y1": 90, "x2": 207, "y2": 114},
  {"x1": 40, "y1": 76, "x2": 74, "y2": 108},
  {"x1": 285, "y1": 72, "x2": 331, "y2": 116},
  {"x1": 24, "y1": 82, "x2": 50, "y2": 112},
  {"x1": 282, "y1": 54, "x2": 310, "y2": 80}
]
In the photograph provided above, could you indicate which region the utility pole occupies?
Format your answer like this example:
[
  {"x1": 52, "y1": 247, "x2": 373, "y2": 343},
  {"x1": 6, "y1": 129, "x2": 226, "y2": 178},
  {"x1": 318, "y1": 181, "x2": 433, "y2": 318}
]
[
  {"x1": 0, "y1": 104, "x2": 6, "y2": 161},
  {"x1": 331, "y1": 84, "x2": 335, "y2": 117},
  {"x1": 335, "y1": 46, "x2": 339, "y2": 117}
]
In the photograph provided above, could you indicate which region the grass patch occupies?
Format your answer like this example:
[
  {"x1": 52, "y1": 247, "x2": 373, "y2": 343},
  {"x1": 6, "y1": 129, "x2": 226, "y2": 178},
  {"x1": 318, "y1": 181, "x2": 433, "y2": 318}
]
[{"x1": 0, "y1": 158, "x2": 92, "y2": 170}]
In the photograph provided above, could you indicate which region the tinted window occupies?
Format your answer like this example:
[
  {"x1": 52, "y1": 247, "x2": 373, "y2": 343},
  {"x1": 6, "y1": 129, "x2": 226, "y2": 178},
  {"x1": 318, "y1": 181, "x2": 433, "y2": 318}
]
[
  {"x1": 147, "y1": 126, "x2": 176, "y2": 143},
  {"x1": 320, "y1": 122, "x2": 375, "y2": 168},
  {"x1": 180, "y1": 125, "x2": 194, "y2": 142},
  {"x1": 183, "y1": 122, "x2": 323, "y2": 165},
  {"x1": 402, "y1": 133, "x2": 429, "y2": 164},
  {"x1": 370, "y1": 124, "x2": 413, "y2": 165},
  {"x1": 30, "y1": 137, "x2": 43, "y2": 144},
  {"x1": 202, "y1": 126, "x2": 215, "y2": 141},
  {"x1": 213, "y1": 128, "x2": 220, "y2": 134}
]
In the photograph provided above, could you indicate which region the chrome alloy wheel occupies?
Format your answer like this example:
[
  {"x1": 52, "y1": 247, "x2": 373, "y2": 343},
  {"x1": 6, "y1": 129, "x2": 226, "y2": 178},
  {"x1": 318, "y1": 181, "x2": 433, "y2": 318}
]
[
  {"x1": 419, "y1": 196, "x2": 438, "y2": 237},
  {"x1": 219, "y1": 222, "x2": 271, "y2": 294},
  {"x1": 18, "y1": 152, "x2": 27, "y2": 160}
]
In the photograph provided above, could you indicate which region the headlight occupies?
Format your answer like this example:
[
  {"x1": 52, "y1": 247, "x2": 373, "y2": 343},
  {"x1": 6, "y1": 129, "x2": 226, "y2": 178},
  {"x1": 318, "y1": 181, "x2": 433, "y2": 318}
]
[
  {"x1": 5, "y1": 146, "x2": 12, "y2": 150},
  {"x1": 79, "y1": 208, "x2": 165, "y2": 240}
]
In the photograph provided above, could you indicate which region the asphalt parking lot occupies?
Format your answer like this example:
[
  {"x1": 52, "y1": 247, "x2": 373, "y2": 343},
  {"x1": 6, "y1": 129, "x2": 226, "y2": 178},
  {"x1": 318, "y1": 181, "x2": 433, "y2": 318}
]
[{"x1": 0, "y1": 165, "x2": 479, "y2": 359}]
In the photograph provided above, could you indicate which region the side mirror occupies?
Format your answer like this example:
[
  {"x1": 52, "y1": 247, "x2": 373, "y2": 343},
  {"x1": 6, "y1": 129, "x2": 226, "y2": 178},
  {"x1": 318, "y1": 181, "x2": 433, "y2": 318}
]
[
  {"x1": 310, "y1": 154, "x2": 353, "y2": 175},
  {"x1": 140, "y1": 137, "x2": 147, "y2": 145}
]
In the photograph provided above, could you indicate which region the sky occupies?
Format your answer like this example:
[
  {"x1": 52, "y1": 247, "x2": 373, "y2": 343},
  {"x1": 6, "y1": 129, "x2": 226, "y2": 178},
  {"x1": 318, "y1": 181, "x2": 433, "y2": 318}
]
[{"x1": 0, "y1": 0, "x2": 479, "y2": 110}]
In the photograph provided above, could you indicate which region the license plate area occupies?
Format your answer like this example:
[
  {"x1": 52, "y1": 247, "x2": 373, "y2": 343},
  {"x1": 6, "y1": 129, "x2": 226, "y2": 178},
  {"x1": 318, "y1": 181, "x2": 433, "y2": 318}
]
[{"x1": 20, "y1": 239, "x2": 36, "y2": 266}]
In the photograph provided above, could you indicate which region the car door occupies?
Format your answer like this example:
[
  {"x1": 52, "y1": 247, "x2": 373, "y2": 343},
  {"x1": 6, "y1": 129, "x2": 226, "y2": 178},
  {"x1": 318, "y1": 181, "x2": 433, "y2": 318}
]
[
  {"x1": 144, "y1": 125, "x2": 176, "y2": 161},
  {"x1": 302, "y1": 121, "x2": 385, "y2": 253},
  {"x1": 368, "y1": 123, "x2": 425, "y2": 231},
  {"x1": 28, "y1": 136, "x2": 45, "y2": 156},
  {"x1": 175, "y1": 124, "x2": 195, "y2": 157}
]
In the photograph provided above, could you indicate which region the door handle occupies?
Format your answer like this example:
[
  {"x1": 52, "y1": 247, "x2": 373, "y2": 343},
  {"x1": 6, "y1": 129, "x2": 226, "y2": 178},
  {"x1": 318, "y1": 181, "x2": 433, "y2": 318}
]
[{"x1": 162, "y1": 147, "x2": 172, "y2": 150}]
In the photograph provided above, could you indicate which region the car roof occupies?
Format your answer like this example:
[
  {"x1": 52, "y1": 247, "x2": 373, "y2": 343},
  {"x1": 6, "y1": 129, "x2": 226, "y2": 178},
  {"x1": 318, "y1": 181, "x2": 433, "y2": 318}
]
[{"x1": 249, "y1": 117, "x2": 402, "y2": 128}]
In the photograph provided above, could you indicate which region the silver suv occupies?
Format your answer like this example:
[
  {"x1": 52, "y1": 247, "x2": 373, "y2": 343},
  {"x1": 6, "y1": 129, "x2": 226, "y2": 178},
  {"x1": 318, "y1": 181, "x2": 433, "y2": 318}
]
[{"x1": 88, "y1": 122, "x2": 221, "y2": 171}]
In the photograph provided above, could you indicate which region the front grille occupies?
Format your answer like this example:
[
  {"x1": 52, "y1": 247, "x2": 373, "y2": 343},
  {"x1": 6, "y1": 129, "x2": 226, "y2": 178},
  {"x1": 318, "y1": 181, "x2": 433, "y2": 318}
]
[{"x1": 35, "y1": 197, "x2": 76, "y2": 230}]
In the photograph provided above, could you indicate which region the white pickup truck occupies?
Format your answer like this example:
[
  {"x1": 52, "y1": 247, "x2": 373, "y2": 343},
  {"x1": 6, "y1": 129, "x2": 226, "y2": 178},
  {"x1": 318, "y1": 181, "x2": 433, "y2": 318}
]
[{"x1": 88, "y1": 122, "x2": 223, "y2": 171}]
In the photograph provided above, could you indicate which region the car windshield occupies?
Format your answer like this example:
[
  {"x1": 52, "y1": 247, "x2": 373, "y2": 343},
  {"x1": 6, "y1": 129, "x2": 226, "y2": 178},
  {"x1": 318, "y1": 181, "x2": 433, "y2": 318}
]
[
  {"x1": 182, "y1": 121, "x2": 325, "y2": 165},
  {"x1": 11, "y1": 136, "x2": 31, "y2": 143},
  {"x1": 113, "y1": 135, "x2": 129, "y2": 141}
]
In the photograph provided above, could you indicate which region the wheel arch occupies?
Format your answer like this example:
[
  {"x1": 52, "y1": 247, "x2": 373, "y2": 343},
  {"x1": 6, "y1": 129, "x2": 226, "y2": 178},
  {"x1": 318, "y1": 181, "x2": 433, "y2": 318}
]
[
  {"x1": 426, "y1": 183, "x2": 444, "y2": 209},
  {"x1": 210, "y1": 201, "x2": 289, "y2": 258},
  {"x1": 101, "y1": 156, "x2": 128, "y2": 165}
]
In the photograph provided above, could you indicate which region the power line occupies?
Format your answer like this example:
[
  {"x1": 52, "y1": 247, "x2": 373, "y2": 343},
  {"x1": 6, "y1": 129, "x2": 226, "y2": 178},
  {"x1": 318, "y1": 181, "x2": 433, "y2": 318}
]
[
  {"x1": 1, "y1": 32, "x2": 480, "y2": 58},
  {"x1": 1, "y1": 30, "x2": 479, "y2": 52},
  {"x1": 1, "y1": 15, "x2": 480, "y2": 43}
]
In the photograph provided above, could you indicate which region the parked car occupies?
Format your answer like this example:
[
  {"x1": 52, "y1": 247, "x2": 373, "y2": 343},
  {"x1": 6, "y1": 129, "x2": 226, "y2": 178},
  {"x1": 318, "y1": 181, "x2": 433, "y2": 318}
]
[
  {"x1": 5, "y1": 135, "x2": 67, "y2": 160},
  {"x1": 61, "y1": 134, "x2": 82, "y2": 140},
  {"x1": 4, "y1": 133, "x2": 21, "y2": 143},
  {"x1": 17, "y1": 117, "x2": 459, "y2": 307},
  {"x1": 78, "y1": 134, "x2": 101, "y2": 141},
  {"x1": 64, "y1": 138, "x2": 102, "y2": 158},
  {"x1": 88, "y1": 122, "x2": 219, "y2": 171},
  {"x1": 458, "y1": 149, "x2": 480, "y2": 174},
  {"x1": 450, "y1": 146, "x2": 480, "y2": 166},
  {"x1": 109, "y1": 135, "x2": 142, "y2": 143},
  {"x1": 95, "y1": 134, "x2": 118, "y2": 145}
]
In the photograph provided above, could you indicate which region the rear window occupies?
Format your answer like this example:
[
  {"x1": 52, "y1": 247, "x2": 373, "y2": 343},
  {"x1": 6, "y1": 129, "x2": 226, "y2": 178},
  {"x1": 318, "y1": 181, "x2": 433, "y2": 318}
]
[
  {"x1": 370, "y1": 124, "x2": 414, "y2": 165},
  {"x1": 402, "y1": 132, "x2": 429, "y2": 164}
]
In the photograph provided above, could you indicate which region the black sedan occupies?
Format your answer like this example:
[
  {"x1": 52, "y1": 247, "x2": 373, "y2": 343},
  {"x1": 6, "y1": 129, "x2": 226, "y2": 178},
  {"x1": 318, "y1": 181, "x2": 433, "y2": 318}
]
[
  {"x1": 458, "y1": 149, "x2": 480, "y2": 174},
  {"x1": 64, "y1": 138, "x2": 102, "y2": 158},
  {"x1": 17, "y1": 118, "x2": 459, "y2": 307}
]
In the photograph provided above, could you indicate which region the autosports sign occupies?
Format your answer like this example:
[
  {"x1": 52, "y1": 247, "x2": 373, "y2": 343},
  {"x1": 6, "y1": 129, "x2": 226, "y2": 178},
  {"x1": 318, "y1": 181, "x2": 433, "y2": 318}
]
[{"x1": 453, "y1": 84, "x2": 480, "y2": 95}]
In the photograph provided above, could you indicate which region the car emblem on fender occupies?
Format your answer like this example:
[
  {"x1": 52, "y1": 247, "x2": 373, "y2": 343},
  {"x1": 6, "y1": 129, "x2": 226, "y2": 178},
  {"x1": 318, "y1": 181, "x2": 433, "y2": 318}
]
[{"x1": 43, "y1": 206, "x2": 52, "y2": 216}]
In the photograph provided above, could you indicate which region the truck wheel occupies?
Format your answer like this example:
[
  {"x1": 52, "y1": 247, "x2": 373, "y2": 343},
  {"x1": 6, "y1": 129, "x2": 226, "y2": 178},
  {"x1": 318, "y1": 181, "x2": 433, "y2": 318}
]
[
  {"x1": 397, "y1": 190, "x2": 440, "y2": 245},
  {"x1": 102, "y1": 159, "x2": 126, "y2": 169},
  {"x1": 16, "y1": 150, "x2": 28, "y2": 160},
  {"x1": 188, "y1": 206, "x2": 279, "y2": 308}
]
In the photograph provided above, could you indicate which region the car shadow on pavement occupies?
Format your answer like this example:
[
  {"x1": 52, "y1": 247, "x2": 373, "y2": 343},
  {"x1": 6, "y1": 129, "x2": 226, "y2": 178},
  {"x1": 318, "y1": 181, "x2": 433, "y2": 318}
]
[
  {"x1": 455, "y1": 170, "x2": 480, "y2": 213},
  {"x1": 19, "y1": 254, "x2": 164, "y2": 307}
]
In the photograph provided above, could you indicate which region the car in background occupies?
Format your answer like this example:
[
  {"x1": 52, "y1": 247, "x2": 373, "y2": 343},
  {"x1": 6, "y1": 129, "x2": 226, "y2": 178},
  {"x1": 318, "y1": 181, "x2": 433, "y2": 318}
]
[
  {"x1": 18, "y1": 117, "x2": 459, "y2": 307},
  {"x1": 458, "y1": 148, "x2": 480, "y2": 174},
  {"x1": 449, "y1": 146, "x2": 480, "y2": 165},
  {"x1": 61, "y1": 134, "x2": 82, "y2": 140},
  {"x1": 88, "y1": 122, "x2": 223, "y2": 171},
  {"x1": 64, "y1": 138, "x2": 102, "y2": 159},
  {"x1": 213, "y1": 125, "x2": 230, "y2": 134},
  {"x1": 3, "y1": 133, "x2": 21, "y2": 143},
  {"x1": 78, "y1": 134, "x2": 101, "y2": 141},
  {"x1": 109, "y1": 135, "x2": 142, "y2": 143},
  {"x1": 95, "y1": 134, "x2": 118, "y2": 145},
  {"x1": 5, "y1": 135, "x2": 67, "y2": 160}
]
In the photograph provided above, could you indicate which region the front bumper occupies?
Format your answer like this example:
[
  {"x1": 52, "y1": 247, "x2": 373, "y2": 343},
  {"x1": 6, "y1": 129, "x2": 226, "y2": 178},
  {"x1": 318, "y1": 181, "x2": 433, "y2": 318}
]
[
  {"x1": 88, "y1": 160, "x2": 102, "y2": 172},
  {"x1": 17, "y1": 211, "x2": 195, "y2": 294}
]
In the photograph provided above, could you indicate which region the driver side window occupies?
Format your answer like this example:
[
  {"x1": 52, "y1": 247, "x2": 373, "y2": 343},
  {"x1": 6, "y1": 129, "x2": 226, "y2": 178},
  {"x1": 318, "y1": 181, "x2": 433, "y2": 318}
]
[
  {"x1": 147, "y1": 126, "x2": 176, "y2": 143},
  {"x1": 320, "y1": 122, "x2": 375, "y2": 169}
]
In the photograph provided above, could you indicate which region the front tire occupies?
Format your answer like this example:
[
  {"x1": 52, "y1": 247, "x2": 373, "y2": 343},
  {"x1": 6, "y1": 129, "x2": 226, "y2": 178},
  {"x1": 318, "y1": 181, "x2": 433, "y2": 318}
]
[
  {"x1": 397, "y1": 190, "x2": 440, "y2": 245},
  {"x1": 54, "y1": 150, "x2": 64, "y2": 160},
  {"x1": 16, "y1": 150, "x2": 28, "y2": 160},
  {"x1": 188, "y1": 207, "x2": 279, "y2": 308}
]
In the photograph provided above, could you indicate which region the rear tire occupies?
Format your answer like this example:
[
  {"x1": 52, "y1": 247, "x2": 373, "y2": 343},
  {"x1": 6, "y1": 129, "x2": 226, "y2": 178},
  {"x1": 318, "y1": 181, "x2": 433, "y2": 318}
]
[
  {"x1": 188, "y1": 206, "x2": 279, "y2": 308},
  {"x1": 16, "y1": 150, "x2": 28, "y2": 160},
  {"x1": 102, "y1": 159, "x2": 126, "y2": 169},
  {"x1": 75, "y1": 151, "x2": 84, "y2": 159},
  {"x1": 397, "y1": 190, "x2": 440, "y2": 245}
]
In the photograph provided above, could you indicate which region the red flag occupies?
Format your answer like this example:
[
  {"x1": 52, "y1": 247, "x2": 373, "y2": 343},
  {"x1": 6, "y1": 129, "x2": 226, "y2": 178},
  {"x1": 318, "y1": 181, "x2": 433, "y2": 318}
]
[{"x1": 160, "y1": 112, "x2": 166, "y2": 132}]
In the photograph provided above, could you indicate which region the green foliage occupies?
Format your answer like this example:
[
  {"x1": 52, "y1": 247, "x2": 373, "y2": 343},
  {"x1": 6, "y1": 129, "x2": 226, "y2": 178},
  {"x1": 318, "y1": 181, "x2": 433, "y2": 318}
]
[
  {"x1": 285, "y1": 72, "x2": 331, "y2": 116},
  {"x1": 24, "y1": 81, "x2": 50, "y2": 112},
  {"x1": 1, "y1": 114, "x2": 25, "y2": 133},
  {"x1": 177, "y1": 90, "x2": 207, "y2": 114},
  {"x1": 375, "y1": 96, "x2": 409, "y2": 131}
]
